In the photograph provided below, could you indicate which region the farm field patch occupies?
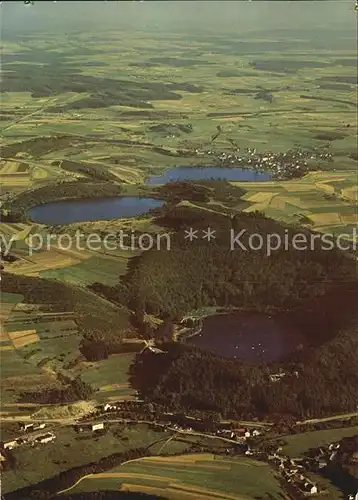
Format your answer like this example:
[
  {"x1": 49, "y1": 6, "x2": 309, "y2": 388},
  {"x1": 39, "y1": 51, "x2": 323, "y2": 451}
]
[
  {"x1": 74, "y1": 353, "x2": 137, "y2": 401},
  {"x1": 71, "y1": 453, "x2": 284, "y2": 499}
]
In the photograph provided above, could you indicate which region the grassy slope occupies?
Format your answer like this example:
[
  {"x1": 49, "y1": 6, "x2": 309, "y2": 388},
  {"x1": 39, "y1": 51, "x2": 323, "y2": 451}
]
[
  {"x1": 1, "y1": 424, "x2": 168, "y2": 495},
  {"x1": 281, "y1": 426, "x2": 358, "y2": 457}
]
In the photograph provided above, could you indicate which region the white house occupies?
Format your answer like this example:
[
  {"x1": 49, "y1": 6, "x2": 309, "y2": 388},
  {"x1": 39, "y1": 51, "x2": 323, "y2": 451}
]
[
  {"x1": 33, "y1": 423, "x2": 46, "y2": 431},
  {"x1": 309, "y1": 485, "x2": 318, "y2": 495},
  {"x1": 21, "y1": 423, "x2": 34, "y2": 432},
  {"x1": 304, "y1": 482, "x2": 318, "y2": 495},
  {"x1": 91, "y1": 422, "x2": 104, "y2": 432},
  {"x1": 35, "y1": 433, "x2": 56, "y2": 444},
  {"x1": 104, "y1": 403, "x2": 116, "y2": 412},
  {"x1": 3, "y1": 440, "x2": 18, "y2": 450},
  {"x1": 269, "y1": 372, "x2": 286, "y2": 383}
]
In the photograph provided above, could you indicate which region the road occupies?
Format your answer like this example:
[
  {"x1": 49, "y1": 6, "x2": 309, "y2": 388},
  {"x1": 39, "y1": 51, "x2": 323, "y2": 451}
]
[
  {"x1": 296, "y1": 411, "x2": 358, "y2": 425},
  {"x1": 2, "y1": 410, "x2": 357, "y2": 427}
]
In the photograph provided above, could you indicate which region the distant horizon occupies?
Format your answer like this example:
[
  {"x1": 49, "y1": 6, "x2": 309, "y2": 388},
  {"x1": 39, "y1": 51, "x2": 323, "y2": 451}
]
[{"x1": 1, "y1": 1, "x2": 356, "y2": 36}]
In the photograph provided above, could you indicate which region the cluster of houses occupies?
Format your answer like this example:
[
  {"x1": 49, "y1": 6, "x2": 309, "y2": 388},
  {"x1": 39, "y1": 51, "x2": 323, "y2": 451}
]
[
  {"x1": 102, "y1": 400, "x2": 145, "y2": 413},
  {"x1": 268, "y1": 451, "x2": 319, "y2": 496},
  {"x1": 311, "y1": 441, "x2": 341, "y2": 469},
  {"x1": 2, "y1": 424, "x2": 56, "y2": 452},
  {"x1": 76, "y1": 422, "x2": 105, "y2": 433},
  {"x1": 269, "y1": 370, "x2": 299, "y2": 383},
  {"x1": 347, "y1": 493, "x2": 358, "y2": 500},
  {"x1": 204, "y1": 145, "x2": 333, "y2": 180},
  {"x1": 216, "y1": 427, "x2": 261, "y2": 442}
]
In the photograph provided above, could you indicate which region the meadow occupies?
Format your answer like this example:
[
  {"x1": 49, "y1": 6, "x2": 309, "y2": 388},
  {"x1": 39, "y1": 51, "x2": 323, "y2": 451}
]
[
  {"x1": 69, "y1": 453, "x2": 285, "y2": 500},
  {"x1": 73, "y1": 352, "x2": 138, "y2": 402}
]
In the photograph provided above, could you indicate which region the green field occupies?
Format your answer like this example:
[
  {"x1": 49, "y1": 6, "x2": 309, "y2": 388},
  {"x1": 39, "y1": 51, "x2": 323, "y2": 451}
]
[
  {"x1": 1, "y1": 423, "x2": 169, "y2": 495},
  {"x1": 281, "y1": 426, "x2": 358, "y2": 457},
  {"x1": 74, "y1": 352, "x2": 137, "y2": 401},
  {"x1": 236, "y1": 170, "x2": 357, "y2": 238},
  {"x1": 0, "y1": 285, "x2": 132, "y2": 406},
  {"x1": 69, "y1": 453, "x2": 285, "y2": 500}
]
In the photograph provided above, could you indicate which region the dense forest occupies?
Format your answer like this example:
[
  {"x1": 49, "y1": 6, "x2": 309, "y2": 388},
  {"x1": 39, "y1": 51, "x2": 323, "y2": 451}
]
[
  {"x1": 1, "y1": 135, "x2": 76, "y2": 159},
  {"x1": 19, "y1": 376, "x2": 93, "y2": 405},
  {"x1": 56, "y1": 160, "x2": 120, "y2": 182},
  {"x1": 130, "y1": 319, "x2": 358, "y2": 420},
  {"x1": 93, "y1": 204, "x2": 356, "y2": 332}
]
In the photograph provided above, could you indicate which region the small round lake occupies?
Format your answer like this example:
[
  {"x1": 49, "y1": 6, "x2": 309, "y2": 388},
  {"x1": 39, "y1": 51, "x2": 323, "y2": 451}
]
[
  {"x1": 189, "y1": 313, "x2": 305, "y2": 362},
  {"x1": 28, "y1": 197, "x2": 164, "y2": 225},
  {"x1": 146, "y1": 166, "x2": 271, "y2": 184}
]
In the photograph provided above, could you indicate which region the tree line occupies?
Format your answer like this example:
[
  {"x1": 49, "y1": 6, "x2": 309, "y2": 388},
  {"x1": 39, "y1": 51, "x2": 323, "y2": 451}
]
[{"x1": 4, "y1": 447, "x2": 149, "y2": 500}]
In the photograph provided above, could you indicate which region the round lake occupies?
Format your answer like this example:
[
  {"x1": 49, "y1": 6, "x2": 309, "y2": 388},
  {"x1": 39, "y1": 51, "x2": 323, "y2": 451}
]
[
  {"x1": 189, "y1": 313, "x2": 306, "y2": 362},
  {"x1": 146, "y1": 166, "x2": 271, "y2": 184},
  {"x1": 28, "y1": 197, "x2": 164, "y2": 225}
]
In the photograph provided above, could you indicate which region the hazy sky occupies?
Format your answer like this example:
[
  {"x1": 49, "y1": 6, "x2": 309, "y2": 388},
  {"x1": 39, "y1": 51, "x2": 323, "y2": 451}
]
[{"x1": 1, "y1": 1, "x2": 357, "y2": 36}]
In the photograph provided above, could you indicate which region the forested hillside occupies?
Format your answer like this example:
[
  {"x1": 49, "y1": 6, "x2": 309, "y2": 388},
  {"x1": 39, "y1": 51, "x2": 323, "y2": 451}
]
[{"x1": 94, "y1": 205, "x2": 356, "y2": 332}]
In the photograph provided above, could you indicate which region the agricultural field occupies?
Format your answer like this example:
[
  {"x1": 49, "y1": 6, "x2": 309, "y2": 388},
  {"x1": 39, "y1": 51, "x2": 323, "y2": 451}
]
[
  {"x1": 69, "y1": 453, "x2": 285, "y2": 500},
  {"x1": 0, "y1": 292, "x2": 61, "y2": 406},
  {"x1": 73, "y1": 352, "x2": 138, "y2": 402},
  {"x1": 1, "y1": 285, "x2": 137, "y2": 408},
  {"x1": 236, "y1": 170, "x2": 358, "y2": 239},
  {"x1": 1, "y1": 21, "x2": 357, "y2": 193},
  {"x1": 2, "y1": 234, "x2": 138, "y2": 287}
]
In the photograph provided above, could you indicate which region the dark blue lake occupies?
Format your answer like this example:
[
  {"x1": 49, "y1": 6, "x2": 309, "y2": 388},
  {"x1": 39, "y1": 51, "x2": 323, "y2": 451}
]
[
  {"x1": 189, "y1": 313, "x2": 305, "y2": 362},
  {"x1": 28, "y1": 197, "x2": 164, "y2": 225},
  {"x1": 146, "y1": 166, "x2": 271, "y2": 184},
  {"x1": 29, "y1": 167, "x2": 270, "y2": 224}
]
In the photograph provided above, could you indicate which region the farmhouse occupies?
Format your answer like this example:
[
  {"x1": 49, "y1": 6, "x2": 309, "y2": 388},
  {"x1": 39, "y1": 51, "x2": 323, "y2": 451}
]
[
  {"x1": 20, "y1": 422, "x2": 46, "y2": 432},
  {"x1": 304, "y1": 482, "x2": 318, "y2": 495},
  {"x1": 269, "y1": 372, "x2": 286, "y2": 383},
  {"x1": 35, "y1": 433, "x2": 56, "y2": 444},
  {"x1": 103, "y1": 403, "x2": 117, "y2": 411},
  {"x1": 318, "y1": 458, "x2": 328, "y2": 469},
  {"x1": 20, "y1": 423, "x2": 34, "y2": 432},
  {"x1": 91, "y1": 422, "x2": 104, "y2": 432},
  {"x1": 3, "y1": 440, "x2": 18, "y2": 450},
  {"x1": 34, "y1": 423, "x2": 46, "y2": 431}
]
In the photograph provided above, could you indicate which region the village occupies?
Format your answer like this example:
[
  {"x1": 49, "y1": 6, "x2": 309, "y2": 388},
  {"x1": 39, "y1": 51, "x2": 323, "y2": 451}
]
[
  {"x1": 1, "y1": 399, "x2": 357, "y2": 500},
  {"x1": 205, "y1": 145, "x2": 334, "y2": 180}
]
